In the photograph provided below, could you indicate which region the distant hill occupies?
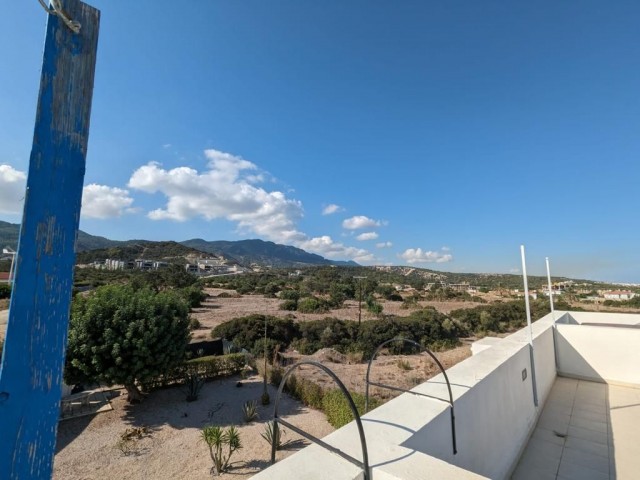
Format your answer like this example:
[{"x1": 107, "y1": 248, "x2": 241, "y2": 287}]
[
  {"x1": 1, "y1": 220, "x2": 122, "y2": 252},
  {"x1": 0, "y1": 221, "x2": 19, "y2": 250},
  {"x1": 180, "y1": 238, "x2": 358, "y2": 268},
  {"x1": 0, "y1": 222, "x2": 356, "y2": 268},
  {"x1": 0, "y1": 221, "x2": 612, "y2": 285},
  {"x1": 75, "y1": 241, "x2": 220, "y2": 265}
]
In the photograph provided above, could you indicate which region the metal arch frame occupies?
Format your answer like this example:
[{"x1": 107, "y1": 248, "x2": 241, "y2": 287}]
[
  {"x1": 270, "y1": 361, "x2": 370, "y2": 480},
  {"x1": 365, "y1": 338, "x2": 457, "y2": 455}
]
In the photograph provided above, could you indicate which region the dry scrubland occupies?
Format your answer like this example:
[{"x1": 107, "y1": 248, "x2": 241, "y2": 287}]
[
  {"x1": 189, "y1": 287, "x2": 486, "y2": 340},
  {"x1": 53, "y1": 289, "x2": 474, "y2": 479}
]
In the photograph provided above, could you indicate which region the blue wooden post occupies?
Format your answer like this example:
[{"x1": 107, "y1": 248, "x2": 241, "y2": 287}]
[{"x1": 0, "y1": 1, "x2": 99, "y2": 478}]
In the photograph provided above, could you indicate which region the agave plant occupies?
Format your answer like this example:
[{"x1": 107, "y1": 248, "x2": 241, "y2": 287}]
[
  {"x1": 260, "y1": 420, "x2": 288, "y2": 450},
  {"x1": 242, "y1": 400, "x2": 258, "y2": 423},
  {"x1": 201, "y1": 425, "x2": 242, "y2": 476}
]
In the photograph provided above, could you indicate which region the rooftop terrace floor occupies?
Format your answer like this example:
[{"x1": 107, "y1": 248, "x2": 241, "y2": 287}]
[{"x1": 512, "y1": 377, "x2": 640, "y2": 480}]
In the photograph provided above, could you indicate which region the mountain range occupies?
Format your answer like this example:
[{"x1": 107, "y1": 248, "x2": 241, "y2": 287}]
[{"x1": 0, "y1": 221, "x2": 356, "y2": 268}]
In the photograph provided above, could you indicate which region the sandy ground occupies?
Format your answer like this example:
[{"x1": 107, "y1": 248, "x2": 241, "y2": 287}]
[
  {"x1": 54, "y1": 375, "x2": 334, "y2": 480},
  {"x1": 0, "y1": 308, "x2": 7, "y2": 342},
  {"x1": 189, "y1": 288, "x2": 485, "y2": 341}
]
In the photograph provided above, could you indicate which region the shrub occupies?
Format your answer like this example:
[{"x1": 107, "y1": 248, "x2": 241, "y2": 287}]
[
  {"x1": 296, "y1": 378, "x2": 324, "y2": 410},
  {"x1": 211, "y1": 315, "x2": 300, "y2": 357},
  {"x1": 184, "y1": 373, "x2": 205, "y2": 402},
  {"x1": 297, "y1": 296, "x2": 330, "y2": 314},
  {"x1": 279, "y1": 289, "x2": 300, "y2": 301},
  {"x1": 115, "y1": 426, "x2": 150, "y2": 456},
  {"x1": 396, "y1": 359, "x2": 412, "y2": 371},
  {"x1": 295, "y1": 318, "x2": 359, "y2": 354},
  {"x1": 0, "y1": 283, "x2": 11, "y2": 299},
  {"x1": 189, "y1": 317, "x2": 202, "y2": 330},
  {"x1": 279, "y1": 299, "x2": 298, "y2": 311},
  {"x1": 141, "y1": 353, "x2": 246, "y2": 391},
  {"x1": 180, "y1": 285, "x2": 207, "y2": 308},
  {"x1": 270, "y1": 366, "x2": 284, "y2": 387},
  {"x1": 322, "y1": 389, "x2": 378, "y2": 429}
]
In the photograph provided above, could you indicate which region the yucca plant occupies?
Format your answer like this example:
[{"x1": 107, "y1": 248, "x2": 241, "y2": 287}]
[
  {"x1": 242, "y1": 400, "x2": 258, "y2": 423},
  {"x1": 260, "y1": 420, "x2": 288, "y2": 450},
  {"x1": 201, "y1": 425, "x2": 242, "y2": 476}
]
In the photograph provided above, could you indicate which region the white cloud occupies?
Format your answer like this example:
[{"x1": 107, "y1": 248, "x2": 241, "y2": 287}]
[
  {"x1": 442, "y1": 246, "x2": 451, "y2": 251},
  {"x1": 299, "y1": 235, "x2": 374, "y2": 263},
  {"x1": 128, "y1": 150, "x2": 305, "y2": 244},
  {"x1": 398, "y1": 248, "x2": 453, "y2": 264},
  {"x1": 376, "y1": 241, "x2": 393, "y2": 248},
  {"x1": 342, "y1": 215, "x2": 383, "y2": 230},
  {"x1": 509, "y1": 268, "x2": 520, "y2": 274},
  {"x1": 0, "y1": 164, "x2": 26, "y2": 214},
  {"x1": 356, "y1": 232, "x2": 378, "y2": 241},
  {"x1": 322, "y1": 204, "x2": 343, "y2": 215},
  {"x1": 162, "y1": 143, "x2": 172, "y2": 149},
  {"x1": 129, "y1": 149, "x2": 376, "y2": 264},
  {"x1": 82, "y1": 184, "x2": 135, "y2": 219}
]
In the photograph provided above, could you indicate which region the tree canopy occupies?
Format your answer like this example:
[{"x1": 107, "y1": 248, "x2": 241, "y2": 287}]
[{"x1": 65, "y1": 284, "x2": 191, "y2": 402}]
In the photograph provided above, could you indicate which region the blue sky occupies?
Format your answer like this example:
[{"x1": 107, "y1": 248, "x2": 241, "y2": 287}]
[{"x1": 1, "y1": 1, "x2": 639, "y2": 283}]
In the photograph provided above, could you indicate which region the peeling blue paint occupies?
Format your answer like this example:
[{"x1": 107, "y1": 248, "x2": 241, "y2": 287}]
[{"x1": 0, "y1": 1, "x2": 100, "y2": 478}]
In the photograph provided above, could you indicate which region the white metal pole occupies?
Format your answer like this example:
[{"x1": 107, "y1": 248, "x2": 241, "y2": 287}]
[
  {"x1": 8, "y1": 252, "x2": 16, "y2": 286},
  {"x1": 520, "y1": 245, "x2": 533, "y2": 345},
  {"x1": 546, "y1": 257, "x2": 560, "y2": 372},
  {"x1": 520, "y1": 245, "x2": 538, "y2": 406},
  {"x1": 545, "y1": 257, "x2": 555, "y2": 320}
]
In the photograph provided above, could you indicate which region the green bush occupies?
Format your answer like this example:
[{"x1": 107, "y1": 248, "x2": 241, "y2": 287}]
[
  {"x1": 65, "y1": 284, "x2": 191, "y2": 402},
  {"x1": 141, "y1": 353, "x2": 246, "y2": 390},
  {"x1": 322, "y1": 389, "x2": 378, "y2": 428},
  {"x1": 297, "y1": 296, "x2": 330, "y2": 314},
  {"x1": 211, "y1": 315, "x2": 300, "y2": 357},
  {"x1": 279, "y1": 299, "x2": 298, "y2": 311},
  {"x1": 180, "y1": 285, "x2": 207, "y2": 308},
  {"x1": 0, "y1": 283, "x2": 11, "y2": 299},
  {"x1": 279, "y1": 289, "x2": 301, "y2": 301},
  {"x1": 295, "y1": 318, "x2": 359, "y2": 354},
  {"x1": 269, "y1": 366, "x2": 284, "y2": 387},
  {"x1": 296, "y1": 378, "x2": 324, "y2": 410}
]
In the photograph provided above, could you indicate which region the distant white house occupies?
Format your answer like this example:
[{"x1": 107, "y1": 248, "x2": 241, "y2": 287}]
[
  {"x1": 184, "y1": 259, "x2": 244, "y2": 276},
  {"x1": 603, "y1": 290, "x2": 636, "y2": 301}
]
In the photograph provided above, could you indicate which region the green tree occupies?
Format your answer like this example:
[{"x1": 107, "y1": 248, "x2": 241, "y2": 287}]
[{"x1": 65, "y1": 284, "x2": 191, "y2": 403}]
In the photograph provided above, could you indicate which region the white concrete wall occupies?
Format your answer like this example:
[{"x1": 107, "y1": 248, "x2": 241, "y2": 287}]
[
  {"x1": 252, "y1": 315, "x2": 559, "y2": 480},
  {"x1": 470, "y1": 337, "x2": 502, "y2": 355},
  {"x1": 556, "y1": 323, "x2": 640, "y2": 386},
  {"x1": 557, "y1": 311, "x2": 640, "y2": 326}
]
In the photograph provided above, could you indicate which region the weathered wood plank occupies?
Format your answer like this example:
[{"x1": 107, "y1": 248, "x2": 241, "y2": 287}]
[{"x1": 0, "y1": 1, "x2": 100, "y2": 478}]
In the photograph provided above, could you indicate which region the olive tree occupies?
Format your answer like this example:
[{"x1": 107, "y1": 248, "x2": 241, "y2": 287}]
[{"x1": 65, "y1": 284, "x2": 190, "y2": 402}]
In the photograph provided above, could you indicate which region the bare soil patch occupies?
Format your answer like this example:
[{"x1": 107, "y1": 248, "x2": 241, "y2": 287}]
[{"x1": 54, "y1": 375, "x2": 333, "y2": 480}]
